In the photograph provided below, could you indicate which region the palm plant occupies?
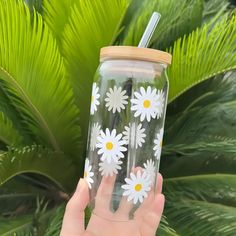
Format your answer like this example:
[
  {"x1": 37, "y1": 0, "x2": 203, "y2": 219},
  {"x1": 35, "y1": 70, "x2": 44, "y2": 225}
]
[{"x1": 0, "y1": 0, "x2": 236, "y2": 235}]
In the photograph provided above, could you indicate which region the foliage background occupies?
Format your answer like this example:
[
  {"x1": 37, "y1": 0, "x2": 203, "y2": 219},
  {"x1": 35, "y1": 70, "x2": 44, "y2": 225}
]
[{"x1": 0, "y1": 0, "x2": 236, "y2": 235}]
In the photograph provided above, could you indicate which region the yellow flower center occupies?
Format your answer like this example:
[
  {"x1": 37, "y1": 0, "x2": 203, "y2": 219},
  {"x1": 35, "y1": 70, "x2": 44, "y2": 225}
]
[
  {"x1": 84, "y1": 171, "x2": 87, "y2": 178},
  {"x1": 143, "y1": 99, "x2": 151, "y2": 108},
  {"x1": 134, "y1": 183, "x2": 142, "y2": 192},
  {"x1": 106, "y1": 142, "x2": 113, "y2": 150},
  {"x1": 160, "y1": 140, "x2": 163, "y2": 147},
  {"x1": 91, "y1": 95, "x2": 94, "y2": 102}
]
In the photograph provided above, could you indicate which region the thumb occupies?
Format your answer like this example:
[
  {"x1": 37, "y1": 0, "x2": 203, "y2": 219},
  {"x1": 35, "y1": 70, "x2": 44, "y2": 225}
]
[{"x1": 60, "y1": 178, "x2": 89, "y2": 236}]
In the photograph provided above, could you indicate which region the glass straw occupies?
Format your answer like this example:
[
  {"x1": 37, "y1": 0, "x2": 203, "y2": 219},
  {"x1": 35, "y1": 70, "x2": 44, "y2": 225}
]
[{"x1": 138, "y1": 12, "x2": 161, "y2": 48}]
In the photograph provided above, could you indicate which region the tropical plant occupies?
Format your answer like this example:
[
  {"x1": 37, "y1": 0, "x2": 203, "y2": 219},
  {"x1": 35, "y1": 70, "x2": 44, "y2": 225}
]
[{"x1": 0, "y1": 0, "x2": 236, "y2": 235}]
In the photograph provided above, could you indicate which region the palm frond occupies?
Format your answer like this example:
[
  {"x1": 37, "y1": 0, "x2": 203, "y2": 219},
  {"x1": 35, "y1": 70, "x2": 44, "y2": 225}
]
[
  {"x1": 122, "y1": 0, "x2": 203, "y2": 50},
  {"x1": 157, "y1": 215, "x2": 180, "y2": 236},
  {"x1": 164, "y1": 174, "x2": 236, "y2": 236},
  {"x1": 44, "y1": 204, "x2": 65, "y2": 236},
  {"x1": 62, "y1": 0, "x2": 129, "y2": 145},
  {"x1": 0, "y1": 215, "x2": 34, "y2": 236},
  {"x1": 24, "y1": 0, "x2": 43, "y2": 13},
  {"x1": 164, "y1": 139, "x2": 236, "y2": 156},
  {"x1": 203, "y1": 0, "x2": 230, "y2": 23},
  {"x1": 0, "y1": 145, "x2": 77, "y2": 192},
  {"x1": 0, "y1": 197, "x2": 50, "y2": 236},
  {"x1": 43, "y1": 0, "x2": 76, "y2": 44},
  {"x1": 0, "y1": 112, "x2": 23, "y2": 147},
  {"x1": 165, "y1": 100, "x2": 236, "y2": 145},
  {"x1": 0, "y1": 0, "x2": 81, "y2": 157},
  {"x1": 0, "y1": 85, "x2": 31, "y2": 143},
  {"x1": 167, "y1": 16, "x2": 236, "y2": 103},
  {"x1": 165, "y1": 174, "x2": 236, "y2": 205}
]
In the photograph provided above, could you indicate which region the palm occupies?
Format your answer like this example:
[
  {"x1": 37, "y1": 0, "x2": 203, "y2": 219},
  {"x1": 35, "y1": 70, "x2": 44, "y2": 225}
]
[
  {"x1": 0, "y1": 0, "x2": 236, "y2": 235},
  {"x1": 86, "y1": 215, "x2": 142, "y2": 236}
]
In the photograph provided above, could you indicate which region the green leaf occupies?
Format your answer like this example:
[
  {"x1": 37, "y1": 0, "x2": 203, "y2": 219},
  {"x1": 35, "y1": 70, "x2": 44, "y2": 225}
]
[
  {"x1": 0, "y1": 177, "x2": 53, "y2": 217},
  {"x1": 43, "y1": 0, "x2": 76, "y2": 44},
  {"x1": 0, "y1": 197, "x2": 51, "y2": 236},
  {"x1": 0, "y1": 84, "x2": 31, "y2": 144},
  {"x1": 164, "y1": 139, "x2": 236, "y2": 156},
  {"x1": 203, "y1": 0, "x2": 230, "y2": 23},
  {"x1": 165, "y1": 98, "x2": 236, "y2": 145},
  {"x1": 0, "y1": 215, "x2": 34, "y2": 236},
  {"x1": 0, "y1": 112, "x2": 23, "y2": 147},
  {"x1": 0, "y1": 145, "x2": 77, "y2": 192},
  {"x1": 62, "y1": 0, "x2": 129, "y2": 145},
  {"x1": 167, "y1": 16, "x2": 236, "y2": 103},
  {"x1": 165, "y1": 174, "x2": 236, "y2": 206},
  {"x1": 122, "y1": 0, "x2": 203, "y2": 50},
  {"x1": 0, "y1": 0, "x2": 81, "y2": 157},
  {"x1": 164, "y1": 174, "x2": 236, "y2": 235},
  {"x1": 25, "y1": 0, "x2": 43, "y2": 14},
  {"x1": 157, "y1": 216, "x2": 180, "y2": 236},
  {"x1": 44, "y1": 204, "x2": 65, "y2": 236}
]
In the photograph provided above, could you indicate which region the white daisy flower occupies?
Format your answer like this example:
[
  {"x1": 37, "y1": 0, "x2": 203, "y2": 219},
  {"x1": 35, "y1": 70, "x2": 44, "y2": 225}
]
[
  {"x1": 99, "y1": 159, "x2": 122, "y2": 177},
  {"x1": 153, "y1": 128, "x2": 164, "y2": 160},
  {"x1": 90, "y1": 82, "x2": 100, "y2": 115},
  {"x1": 96, "y1": 128, "x2": 127, "y2": 163},
  {"x1": 122, "y1": 170, "x2": 151, "y2": 204},
  {"x1": 122, "y1": 123, "x2": 146, "y2": 148},
  {"x1": 131, "y1": 86, "x2": 165, "y2": 122},
  {"x1": 84, "y1": 159, "x2": 94, "y2": 189},
  {"x1": 90, "y1": 123, "x2": 101, "y2": 151},
  {"x1": 105, "y1": 86, "x2": 128, "y2": 113},
  {"x1": 143, "y1": 159, "x2": 156, "y2": 184},
  {"x1": 156, "y1": 89, "x2": 165, "y2": 119}
]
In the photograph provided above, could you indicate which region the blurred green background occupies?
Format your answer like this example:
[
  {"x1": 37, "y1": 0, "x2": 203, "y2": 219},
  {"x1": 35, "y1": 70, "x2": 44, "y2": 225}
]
[{"x1": 0, "y1": 0, "x2": 236, "y2": 235}]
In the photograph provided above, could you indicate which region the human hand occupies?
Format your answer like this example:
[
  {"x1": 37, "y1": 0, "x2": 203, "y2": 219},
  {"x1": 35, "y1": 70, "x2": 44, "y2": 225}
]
[{"x1": 60, "y1": 173, "x2": 165, "y2": 236}]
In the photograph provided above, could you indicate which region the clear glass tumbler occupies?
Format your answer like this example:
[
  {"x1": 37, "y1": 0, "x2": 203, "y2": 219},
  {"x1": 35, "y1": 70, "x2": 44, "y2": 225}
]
[{"x1": 84, "y1": 46, "x2": 172, "y2": 221}]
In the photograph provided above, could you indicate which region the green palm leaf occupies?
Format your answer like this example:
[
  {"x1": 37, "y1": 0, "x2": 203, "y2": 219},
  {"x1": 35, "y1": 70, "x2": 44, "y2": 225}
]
[
  {"x1": 25, "y1": 0, "x2": 43, "y2": 13},
  {"x1": 0, "y1": 0, "x2": 81, "y2": 157},
  {"x1": 0, "y1": 112, "x2": 23, "y2": 147},
  {"x1": 164, "y1": 174, "x2": 236, "y2": 235},
  {"x1": 43, "y1": 0, "x2": 76, "y2": 44},
  {"x1": 44, "y1": 204, "x2": 65, "y2": 236},
  {"x1": 62, "y1": 0, "x2": 129, "y2": 144},
  {"x1": 203, "y1": 0, "x2": 230, "y2": 23},
  {"x1": 157, "y1": 216, "x2": 180, "y2": 236},
  {"x1": 167, "y1": 16, "x2": 236, "y2": 103},
  {"x1": 0, "y1": 215, "x2": 34, "y2": 236},
  {"x1": 122, "y1": 0, "x2": 203, "y2": 50},
  {"x1": 0, "y1": 197, "x2": 51, "y2": 236},
  {"x1": 0, "y1": 86, "x2": 30, "y2": 143},
  {"x1": 0, "y1": 145, "x2": 77, "y2": 192}
]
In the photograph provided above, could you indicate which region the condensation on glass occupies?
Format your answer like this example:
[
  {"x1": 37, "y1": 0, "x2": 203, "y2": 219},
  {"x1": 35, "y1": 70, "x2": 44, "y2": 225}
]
[{"x1": 84, "y1": 46, "x2": 172, "y2": 221}]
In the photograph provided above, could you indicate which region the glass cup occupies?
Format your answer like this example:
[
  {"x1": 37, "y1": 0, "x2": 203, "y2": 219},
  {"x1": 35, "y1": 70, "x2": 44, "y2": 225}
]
[{"x1": 84, "y1": 46, "x2": 172, "y2": 221}]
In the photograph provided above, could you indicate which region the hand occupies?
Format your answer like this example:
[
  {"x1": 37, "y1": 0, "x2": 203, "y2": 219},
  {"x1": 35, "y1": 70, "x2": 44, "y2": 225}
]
[{"x1": 60, "y1": 173, "x2": 165, "y2": 236}]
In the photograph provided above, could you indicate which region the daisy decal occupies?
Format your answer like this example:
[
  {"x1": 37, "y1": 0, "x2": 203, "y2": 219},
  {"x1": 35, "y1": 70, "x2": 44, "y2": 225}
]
[
  {"x1": 99, "y1": 159, "x2": 122, "y2": 177},
  {"x1": 156, "y1": 89, "x2": 165, "y2": 119},
  {"x1": 84, "y1": 159, "x2": 94, "y2": 189},
  {"x1": 90, "y1": 82, "x2": 100, "y2": 115},
  {"x1": 105, "y1": 86, "x2": 128, "y2": 113},
  {"x1": 96, "y1": 128, "x2": 127, "y2": 163},
  {"x1": 122, "y1": 170, "x2": 151, "y2": 204},
  {"x1": 122, "y1": 123, "x2": 146, "y2": 148},
  {"x1": 90, "y1": 122, "x2": 101, "y2": 151},
  {"x1": 143, "y1": 159, "x2": 156, "y2": 184},
  {"x1": 131, "y1": 86, "x2": 165, "y2": 122},
  {"x1": 153, "y1": 128, "x2": 164, "y2": 160}
]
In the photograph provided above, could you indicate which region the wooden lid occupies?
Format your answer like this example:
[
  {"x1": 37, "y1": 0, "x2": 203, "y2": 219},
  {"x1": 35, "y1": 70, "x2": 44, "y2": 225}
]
[{"x1": 100, "y1": 46, "x2": 172, "y2": 65}]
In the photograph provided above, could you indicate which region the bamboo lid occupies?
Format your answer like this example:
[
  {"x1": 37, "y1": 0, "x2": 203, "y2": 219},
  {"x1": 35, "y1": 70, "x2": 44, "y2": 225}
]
[{"x1": 100, "y1": 46, "x2": 172, "y2": 65}]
